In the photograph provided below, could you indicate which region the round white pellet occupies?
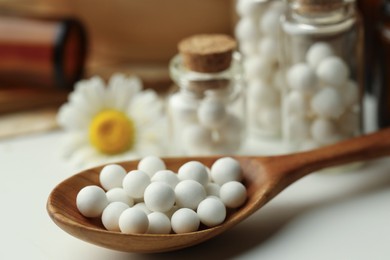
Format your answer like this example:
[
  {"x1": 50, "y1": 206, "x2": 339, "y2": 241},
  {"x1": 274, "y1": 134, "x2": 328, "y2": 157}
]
[
  {"x1": 99, "y1": 164, "x2": 127, "y2": 191},
  {"x1": 259, "y1": 9, "x2": 281, "y2": 36},
  {"x1": 171, "y1": 208, "x2": 200, "y2": 234},
  {"x1": 257, "y1": 107, "x2": 281, "y2": 132},
  {"x1": 248, "y1": 79, "x2": 280, "y2": 107},
  {"x1": 122, "y1": 170, "x2": 150, "y2": 199},
  {"x1": 137, "y1": 156, "x2": 166, "y2": 178},
  {"x1": 239, "y1": 41, "x2": 258, "y2": 56},
  {"x1": 118, "y1": 208, "x2": 149, "y2": 234},
  {"x1": 311, "y1": 87, "x2": 344, "y2": 119},
  {"x1": 197, "y1": 197, "x2": 226, "y2": 227},
  {"x1": 101, "y1": 202, "x2": 129, "y2": 231},
  {"x1": 178, "y1": 161, "x2": 209, "y2": 186},
  {"x1": 341, "y1": 80, "x2": 359, "y2": 108},
  {"x1": 216, "y1": 114, "x2": 244, "y2": 153},
  {"x1": 206, "y1": 182, "x2": 221, "y2": 197},
  {"x1": 244, "y1": 56, "x2": 274, "y2": 81},
  {"x1": 235, "y1": 17, "x2": 258, "y2": 41},
  {"x1": 220, "y1": 181, "x2": 247, "y2": 208},
  {"x1": 287, "y1": 63, "x2": 317, "y2": 94},
  {"x1": 76, "y1": 185, "x2": 108, "y2": 218},
  {"x1": 306, "y1": 42, "x2": 334, "y2": 68},
  {"x1": 285, "y1": 115, "x2": 311, "y2": 142},
  {"x1": 132, "y1": 202, "x2": 152, "y2": 215},
  {"x1": 182, "y1": 124, "x2": 214, "y2": 155},
  {"x1": 106, "y1": 187, "x2": 134, "y2": 206},
  {"x1": 151, "y1": 170, "x2": 179, "y2": 189},
  {"x1": 144, "y1": 182, "x2": 175, "y2": 213},
  {"x1": 285, "y1": 90, "x2": 309, "y2": 117},
  {"x1": 147, "y1": 212, "x2": 171, "y2": 234},
  {"x1": 175, "y1": 180, "x2": 206, "y2": 210},
  {"x1": 258, "y1": 37, "x2": 278, "y2": 63},
  {"x1": 316, "y1": 56, "x2": 349, "y2": 87},
  {"x1": 311, "y1": 118, "x2": 338, "y2": 144},
  {"x1": 169, "y1": 92, "x2": 198, "y2": 125},
  {"x1": 197, "y1": 99, "x2": 227, "y2": 129},
  {"x1": 236, "y1": 0, "x2": 261, "y2": 17},
  {"x1": 211, "y1": 157, "x2": 242, "y2": 185}
]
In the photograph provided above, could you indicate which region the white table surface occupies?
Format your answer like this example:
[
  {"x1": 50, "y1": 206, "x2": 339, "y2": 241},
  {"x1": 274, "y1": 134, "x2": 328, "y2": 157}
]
[{"x1": 1, "y1": 129, "x2": 390, "y2": 260}]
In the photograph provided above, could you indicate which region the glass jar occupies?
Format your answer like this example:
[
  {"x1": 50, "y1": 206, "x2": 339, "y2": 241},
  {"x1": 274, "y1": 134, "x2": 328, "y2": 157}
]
[
  {"x1": 280, "y1": 0, "x2": 363, "y2": 152},
  {"x1": 235, "y1": 0, "x2": 286, "y2": 138},
  {"x1": 168, "y1": 49, "x2": 246, "y2": 156}
]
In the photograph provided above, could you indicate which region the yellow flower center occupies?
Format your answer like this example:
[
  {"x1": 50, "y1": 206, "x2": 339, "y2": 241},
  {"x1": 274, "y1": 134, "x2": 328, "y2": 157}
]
[{"x1": 89, "y1": 110, "x2": 135, "y2": 154}]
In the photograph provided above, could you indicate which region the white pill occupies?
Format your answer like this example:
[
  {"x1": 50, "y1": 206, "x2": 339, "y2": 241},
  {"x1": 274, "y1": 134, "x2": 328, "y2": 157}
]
[
  {"x1": 244, "y1": 56, "x2": 274, "y2": 81},
  {"x1": 235, "y1": 17, "x2": 258, "y2": 41},
  {"x1": 311, "y1": 87, "x2": 344, "y2": 119},
  {"x1": 306, "y1": 42, "x2": 334, "y2": 68},
  {"x1": 144, "y1": 182, "x2": 175, "y2": 213},
  {"x1": 311, "y1": 118, "x2": 338, "y2": 144},
  {"x1": 147, "y1": 212, "x2": 171, "y2": 234},
  {"x1": 169, "y1": 92, "x2": 198, "y2": 125},
  {"x1": 122, "y1": 170, "x2": 150, "y2": 199},
  {"x1": 236, "y1": 0, "x2": 261, "y2": 17},
  {"x1": 259, "y1": 9, "x2": 281, "y2": 36},
  {"x1": 118, "y1": 208, "x2": 149, "y2": 234},
  {"x1": 239, "y1": 41, "x2": 258, "y2": 56},
  {"x1": 197, "y1": 99, "x2": 227, "y2": 129},
  {"x1": 316, "y1": 56, "x2": 349, "y2": 87},
  {"x1": 171, "y1": 208, "x2": 200, "y2": 234},
  {"x1": 216, "y1": 114, "x2": 244, "y2": 153},
  {"x1": 248, "y1": 79, "x2": 280, "y2": 107},
  {"x1": 341, "y1": 80, "x2": 359, "y2": 108},
  {"x1": 175, "y1": 180, "x2": 207, "y2": 210},
  {"x1": 106, "y1": 187, "x2": 134, "y2": 206},
  {"x1": 197, "y1": 197, "x2": 226, "y2": 227},
  {"x1": 220, "y1": 181, "x2": 247, "y2": 208},
  {"x1": 211, "y1": 157, "x2": 242, "y2": 185},
  {"x1": 76, "y1": 185, "x2": 108, "y2": 218},
  {"x1": 182, "y1": 124, "x2": 214, "y2": 155},
  {"x1": 101, "y1": 202, "x2": 129, "y2": 231},
  {"x1": 258, "y1": 107, "x2": 281, "y2": 132},
  {"x1": 99, "y1": 164, "x2": 127, "y2": 191},
  {"x1": 151, "y1": 170, "x2": 179, "y2": 189},
  {"x1": 287, "y1": 63, "x2": 317, "y2": 94},
  {"x1": 285, "y1": 115, "x2": 311, "y2": 142},
  {"x1": 285, "y1": 90, "x2": 309, "y2": 117},
  {"x1": 132, "y1": 202, "x2": 152, "y2": 215},
  {"x1": 205, "y1": 182, "x2": 220, "y2": 197},
  {"x1": 178, "y1": 161, "x2": 209, "y2": 186},
  {"x1": 137, "y1": 156, "x2": 166, "y2": 178},
  {"x1": 258, "y1": 37, "x2": 278, "y2": 63}
]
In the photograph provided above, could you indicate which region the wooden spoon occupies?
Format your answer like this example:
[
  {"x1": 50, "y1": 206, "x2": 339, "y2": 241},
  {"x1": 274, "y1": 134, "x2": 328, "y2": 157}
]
[{"x1": 47, "y1": 128, "x2": 390, "y2": 253}]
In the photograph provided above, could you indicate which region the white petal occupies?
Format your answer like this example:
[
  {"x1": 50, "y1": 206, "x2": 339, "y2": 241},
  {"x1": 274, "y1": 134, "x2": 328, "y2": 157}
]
[
  {"x1": 57, "y1": 104, "x2": 89, "y2": 130},
  {"x1": 59, "y1": 132, "x2": 88, "y2": 158},
  {"x1": 128, "y1": 90, "x2": 163, "y2": 126},
  {"x1": 108, "y1": 74, "x2": 143, "y2": 111}
]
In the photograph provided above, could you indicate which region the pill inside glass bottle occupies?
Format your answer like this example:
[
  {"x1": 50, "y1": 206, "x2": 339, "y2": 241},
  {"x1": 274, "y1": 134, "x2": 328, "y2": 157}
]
[
  {"x1": 168, "y1": 34, "x2": 246, "y2": 156},
  {"x1": 279, "y1": 0, "x2": 364, "y2": 153}
]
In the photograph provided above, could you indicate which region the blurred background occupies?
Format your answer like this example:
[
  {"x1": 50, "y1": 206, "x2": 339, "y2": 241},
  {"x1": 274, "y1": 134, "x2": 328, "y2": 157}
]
[{"x1": 0, "y1": 0, "x2": 388, "y2": 137}]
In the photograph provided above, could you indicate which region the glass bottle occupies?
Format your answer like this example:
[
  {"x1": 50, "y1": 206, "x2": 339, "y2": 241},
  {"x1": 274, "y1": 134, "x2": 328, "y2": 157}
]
[
  {"x1": 235, "y1": 0, "x2": 286, "y2": 138},
  {"x1": 280, "y1": 0, "x2": 363, "y2": 152},
  {"x1": 168, "y1": 34, "x2": 246, "y2": 156}
]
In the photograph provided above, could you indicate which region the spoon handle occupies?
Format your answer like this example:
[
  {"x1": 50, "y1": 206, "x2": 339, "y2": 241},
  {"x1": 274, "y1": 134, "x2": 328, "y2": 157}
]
[{"x1": 264, "y1": 128, "x2": 390, "y2": 185}]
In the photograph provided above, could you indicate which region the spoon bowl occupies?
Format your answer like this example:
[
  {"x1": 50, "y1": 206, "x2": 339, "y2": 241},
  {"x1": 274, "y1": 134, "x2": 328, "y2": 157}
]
[{"x1": 47, "y1": 129, "x2": 390, "y2": 253}]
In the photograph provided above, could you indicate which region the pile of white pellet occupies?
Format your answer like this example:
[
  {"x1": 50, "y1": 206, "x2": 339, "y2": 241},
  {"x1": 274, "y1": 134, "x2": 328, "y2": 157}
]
[{"x1": 76, "y1": 156, "x2": 247, "y2": 234}]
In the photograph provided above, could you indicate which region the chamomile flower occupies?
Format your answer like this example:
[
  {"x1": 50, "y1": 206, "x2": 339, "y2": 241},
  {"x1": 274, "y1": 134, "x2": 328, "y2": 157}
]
[{"x1": 57, "y1": 74, "x2": 167, "y2": 169}]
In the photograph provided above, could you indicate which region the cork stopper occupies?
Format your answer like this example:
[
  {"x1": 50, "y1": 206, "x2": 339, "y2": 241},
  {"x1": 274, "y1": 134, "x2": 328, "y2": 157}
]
[
  {"x1": 294, "y1": 0, "x2": 344, "y2": 13},
  {"x1": 178, "y1": 34, "x2": 237, "y2": 73}
]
